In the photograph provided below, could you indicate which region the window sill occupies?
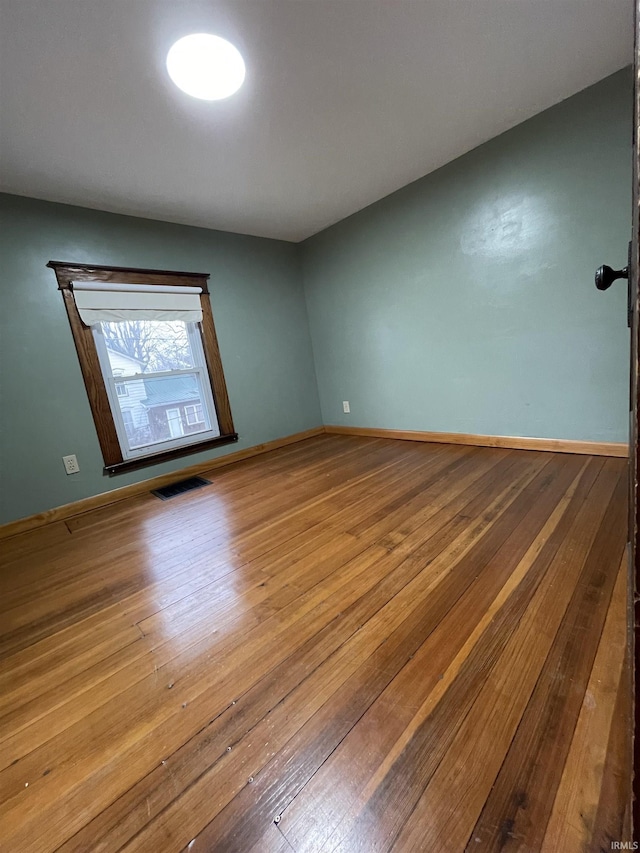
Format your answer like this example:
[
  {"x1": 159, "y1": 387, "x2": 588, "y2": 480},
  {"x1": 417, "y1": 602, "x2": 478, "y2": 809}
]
[{"x1": 104, "y1": 433, "x2": 239, "y2": 475}]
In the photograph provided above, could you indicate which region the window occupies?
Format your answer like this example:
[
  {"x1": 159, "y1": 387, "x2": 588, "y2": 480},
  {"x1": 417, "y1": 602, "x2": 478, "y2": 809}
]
[
  {"x1": 184, "y1": 403, "x2": 204, "y2": 425},
  {"x1": 49, "y1": 261, "x2": 236, "y2": 474},
  {"x1": 94, "y1": 318, "x2": 219, "y2": 458}
]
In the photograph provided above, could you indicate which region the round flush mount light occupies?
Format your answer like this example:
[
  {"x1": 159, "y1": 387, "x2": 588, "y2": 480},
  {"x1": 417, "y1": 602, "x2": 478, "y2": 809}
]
[{"x1": 166, "y1": 33, "x2": 245, "y2": 101}]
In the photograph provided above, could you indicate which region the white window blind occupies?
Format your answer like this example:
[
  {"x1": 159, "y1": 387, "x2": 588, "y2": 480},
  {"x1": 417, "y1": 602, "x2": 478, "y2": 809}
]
[{"x1": 73, "y1": 281, "x2": 203, "y2": 325}]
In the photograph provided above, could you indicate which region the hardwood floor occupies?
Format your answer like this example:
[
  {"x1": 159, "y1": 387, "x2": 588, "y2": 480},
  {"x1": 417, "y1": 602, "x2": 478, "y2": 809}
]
[{"x1": 0, "y1": 434, "x2": 631, "y2": 852}]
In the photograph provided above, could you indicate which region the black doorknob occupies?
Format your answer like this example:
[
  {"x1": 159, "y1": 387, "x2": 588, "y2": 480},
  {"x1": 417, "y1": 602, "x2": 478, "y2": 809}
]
[{"x1": 595, "y1": 264, "x2": 629, "y2": 291}]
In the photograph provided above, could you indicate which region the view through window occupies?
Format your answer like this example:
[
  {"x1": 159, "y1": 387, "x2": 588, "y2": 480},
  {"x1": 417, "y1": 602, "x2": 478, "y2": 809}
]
[{"x1": 94, "y1": 319, "x2": 220, "y2": 458}]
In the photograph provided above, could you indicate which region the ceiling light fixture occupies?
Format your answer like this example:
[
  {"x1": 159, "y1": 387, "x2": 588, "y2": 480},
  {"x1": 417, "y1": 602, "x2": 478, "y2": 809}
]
[{"x1": 166, "y1": 33, "x2": 245, "y2": 101}]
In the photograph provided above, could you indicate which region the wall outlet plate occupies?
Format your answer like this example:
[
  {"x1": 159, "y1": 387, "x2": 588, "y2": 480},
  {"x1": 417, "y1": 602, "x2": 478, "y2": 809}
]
[
  {"x1": 343, "y1": 401, "x2": 350, "y2": 413},
  {"x1": 63, "y1": 454, "x2": 80, "y2": 475}
]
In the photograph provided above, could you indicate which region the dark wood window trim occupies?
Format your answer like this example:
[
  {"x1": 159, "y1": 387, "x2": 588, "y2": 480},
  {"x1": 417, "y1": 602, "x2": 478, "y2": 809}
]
[{"x1": 48, "y1": 261, "x2": 237, "y2": 475}]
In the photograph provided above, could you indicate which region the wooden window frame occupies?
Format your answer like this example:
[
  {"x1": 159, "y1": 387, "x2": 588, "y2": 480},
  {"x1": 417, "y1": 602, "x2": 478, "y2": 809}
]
[{"x1": 48, "y1": 261, "x2": 237, "y2": 475}]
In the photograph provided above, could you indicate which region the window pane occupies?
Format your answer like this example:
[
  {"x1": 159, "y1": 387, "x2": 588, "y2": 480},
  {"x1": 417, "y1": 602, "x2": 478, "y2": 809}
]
[
  {"x1": 113, "y1": 373, "x2": 218, "y2": 450},
  {"x1": 184, "y1": 403, "x2": 204, "y2": 425},
  {"x1": 100, "y1": 320, "x2": 196, "y2": 374}
]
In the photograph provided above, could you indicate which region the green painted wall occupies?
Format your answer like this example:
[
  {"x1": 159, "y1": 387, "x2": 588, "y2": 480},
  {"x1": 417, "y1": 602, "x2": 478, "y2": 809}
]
[
  {"x1": 0, "y1": 195, "x2": 321, "y2": 524},
  {"x1": 300, "y1": 70, "x2": 633, "y2": 444}
]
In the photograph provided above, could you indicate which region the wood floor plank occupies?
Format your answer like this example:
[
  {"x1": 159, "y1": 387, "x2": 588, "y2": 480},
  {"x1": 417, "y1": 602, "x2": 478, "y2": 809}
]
[
  {"x1": 0, "y1": 532, "x2": 372, "y2": 765},
  {"x1": 159, "y1": 456, "x2": 589, "y2": 852},
  {"x1": 277, "y1": 457, "x2": 605, "y2": 851},
  {"x1": 541, "y1": 554, "x2": 628, "y2": 852},
  {"x1": 286, "y1": 458, "x2": 619, "y2": 853},
  {"x1": 0, "y1": 446, "x2": 540, "y2": 767},
  {"x1": 0, "y1": 521, "x2": 344, "y2": 698},
  {"x1": 467, "y1": 468, "x2": 628, "y2": 852},
  {"x1": 55, "y1": 450, "x2": 556, "y2": 852},
  {"x1": 0, "y1": 437, "x2": 630, "y2": 853},
  {"x1": 391, "y1": 491, "x2": 627, "y2": 853},
  {"x1": 0, "y1": 544, "x2": 391, "y2": 833},
  {"x1": 590, "y1": 642, "x2": 633, "y2": 851}
]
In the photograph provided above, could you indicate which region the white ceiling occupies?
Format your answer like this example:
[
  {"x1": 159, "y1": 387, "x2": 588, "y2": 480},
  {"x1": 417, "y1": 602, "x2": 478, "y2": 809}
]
[{"x1": 0, "y1": 0, "x2": 633, "y2": 242}]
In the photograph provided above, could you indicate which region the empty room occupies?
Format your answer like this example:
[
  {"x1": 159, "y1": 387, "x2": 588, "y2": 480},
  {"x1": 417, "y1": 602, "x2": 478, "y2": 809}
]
[{"x1": 1, "y1": 0, "x2": 638, "y2": 850}]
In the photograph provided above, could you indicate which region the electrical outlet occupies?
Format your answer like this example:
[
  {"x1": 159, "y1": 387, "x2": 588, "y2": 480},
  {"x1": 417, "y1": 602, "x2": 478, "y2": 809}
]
[
  {"x1": 62, "y1": 454, "x2": 80, "y2": 475},
  {"x1": 343, "y1": 401, "x2": 350, "y2": 413}
]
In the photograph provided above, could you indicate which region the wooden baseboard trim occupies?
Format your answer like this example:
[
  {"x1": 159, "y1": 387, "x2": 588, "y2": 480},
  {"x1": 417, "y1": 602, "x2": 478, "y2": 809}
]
[
  {"x1": 0, "y1": 426, "x2": 326, "y2": 541},
  {"x1": 324, "y1": 425, "x2": 628, "y2": 458}
]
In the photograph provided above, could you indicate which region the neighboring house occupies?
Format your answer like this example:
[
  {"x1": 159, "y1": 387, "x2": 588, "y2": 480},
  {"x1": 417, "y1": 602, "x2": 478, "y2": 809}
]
[
  {"x1": 142, "y1": 375, "x2": 206, "y2": 440},
  {"x1": 106, "y1": 348, "x2": 205, "y2": 445},
  {"x1": 106, "y1": 349, "x2": 150, "y2": 444}
]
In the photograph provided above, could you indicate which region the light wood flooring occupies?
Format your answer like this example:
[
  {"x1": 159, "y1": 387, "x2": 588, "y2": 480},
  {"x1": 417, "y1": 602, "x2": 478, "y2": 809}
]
[{"x1": 0, "y1": 434, "x2": 631, "y2": 851}]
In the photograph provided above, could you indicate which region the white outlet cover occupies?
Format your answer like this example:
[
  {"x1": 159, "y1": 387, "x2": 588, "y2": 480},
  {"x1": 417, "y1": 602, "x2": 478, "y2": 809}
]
[{"x1": 62, "y1": 454, "x2": 79, "y2": 474}]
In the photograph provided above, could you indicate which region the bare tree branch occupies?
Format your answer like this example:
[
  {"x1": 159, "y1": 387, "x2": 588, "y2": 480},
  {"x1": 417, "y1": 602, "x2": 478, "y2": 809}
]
[{"x1": 102, "y1": 321, "x2": 192, "y2": 371}]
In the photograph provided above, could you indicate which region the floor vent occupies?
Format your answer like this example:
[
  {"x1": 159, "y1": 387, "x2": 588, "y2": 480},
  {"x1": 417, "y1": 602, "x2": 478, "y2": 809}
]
[{"x1": 152, "y1": 476, "x2": 212, "y2": 501}]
